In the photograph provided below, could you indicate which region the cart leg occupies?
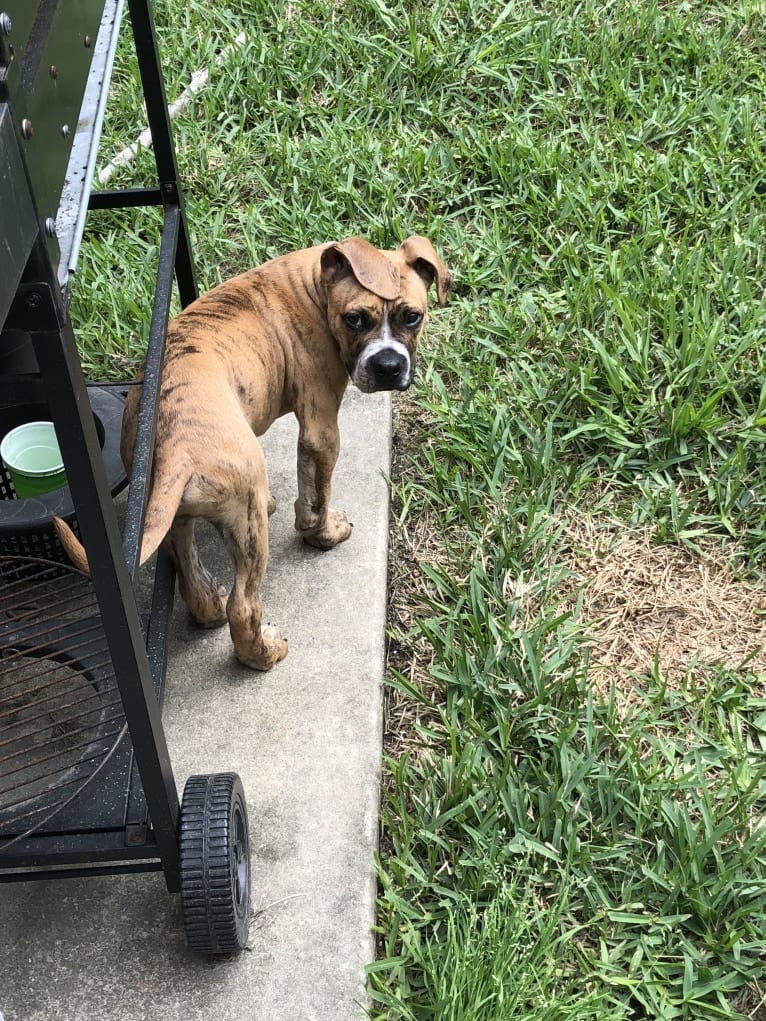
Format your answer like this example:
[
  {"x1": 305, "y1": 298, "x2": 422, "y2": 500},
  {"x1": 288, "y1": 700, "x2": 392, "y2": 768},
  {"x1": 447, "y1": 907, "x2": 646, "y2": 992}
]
[{"x1": 27, "y1": 280, "x2": 182, "y2": 889}]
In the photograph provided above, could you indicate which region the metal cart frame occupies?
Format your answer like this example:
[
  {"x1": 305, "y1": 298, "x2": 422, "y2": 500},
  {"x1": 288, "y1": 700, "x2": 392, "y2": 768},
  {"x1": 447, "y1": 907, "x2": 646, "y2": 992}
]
[{"x1": 0, "y1": 0, "x2": 251, "y2": 953}]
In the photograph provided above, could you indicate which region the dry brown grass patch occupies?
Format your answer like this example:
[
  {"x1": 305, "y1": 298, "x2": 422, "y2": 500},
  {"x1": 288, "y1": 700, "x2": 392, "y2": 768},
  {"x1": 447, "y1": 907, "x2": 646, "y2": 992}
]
[{"x1": 554, "y1": 516, "x2": 766, "y2": 703}]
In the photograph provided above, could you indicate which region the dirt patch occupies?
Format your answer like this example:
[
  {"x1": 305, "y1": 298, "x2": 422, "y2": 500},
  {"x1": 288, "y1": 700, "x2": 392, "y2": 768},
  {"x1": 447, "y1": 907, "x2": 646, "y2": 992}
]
[
  {"x1": 385, "y1": 396, "x2": 444, "y2": 760},
  {"x1": 555, "y1": 518, "x2": 766, "y2": 700}
]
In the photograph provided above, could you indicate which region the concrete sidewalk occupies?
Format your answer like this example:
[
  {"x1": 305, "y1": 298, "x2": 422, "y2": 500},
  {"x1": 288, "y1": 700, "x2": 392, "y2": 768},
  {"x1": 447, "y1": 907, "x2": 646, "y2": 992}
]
[{"x1": 0, "y1": 388, "x2": 391, "y2": 1021}]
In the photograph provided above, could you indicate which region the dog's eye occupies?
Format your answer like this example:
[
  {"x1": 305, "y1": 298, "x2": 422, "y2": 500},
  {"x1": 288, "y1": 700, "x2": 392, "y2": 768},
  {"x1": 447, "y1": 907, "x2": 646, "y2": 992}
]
[
  {"x1": 343, "y1": 311, "x2": 366, "y2": 332},
  {"x1": 403, "y1": 310, "x2": 423, "y2": 328}
]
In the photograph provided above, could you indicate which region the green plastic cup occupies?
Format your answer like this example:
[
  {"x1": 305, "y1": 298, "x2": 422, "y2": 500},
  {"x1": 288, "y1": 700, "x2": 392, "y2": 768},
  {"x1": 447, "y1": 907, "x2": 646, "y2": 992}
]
[{"x1": 1, "y1": 421, "x2": 68, "y2": 498}]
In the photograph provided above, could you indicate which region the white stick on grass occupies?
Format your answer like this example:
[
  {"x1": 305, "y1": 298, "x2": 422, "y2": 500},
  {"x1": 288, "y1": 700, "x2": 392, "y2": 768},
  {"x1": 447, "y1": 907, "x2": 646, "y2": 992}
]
[{"x1": 97, "y1": 31, "x2": 247, "y2": 186}]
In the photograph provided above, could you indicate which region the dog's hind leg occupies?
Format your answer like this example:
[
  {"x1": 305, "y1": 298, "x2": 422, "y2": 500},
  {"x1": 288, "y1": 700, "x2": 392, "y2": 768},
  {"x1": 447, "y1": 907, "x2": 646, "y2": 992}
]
[
  {"x1": 166, "y1": 517, "x2": 228, "y2": 628},
  {"x1": 220, "y1": 482, "x2": 288, "y2": 671}
]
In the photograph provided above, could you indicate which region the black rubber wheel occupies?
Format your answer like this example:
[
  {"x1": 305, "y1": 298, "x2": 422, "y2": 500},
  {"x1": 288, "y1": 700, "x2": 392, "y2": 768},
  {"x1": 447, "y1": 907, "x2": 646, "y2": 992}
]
[{"x1": 179, "y1": 772, "x2": 251, "y2": 953}]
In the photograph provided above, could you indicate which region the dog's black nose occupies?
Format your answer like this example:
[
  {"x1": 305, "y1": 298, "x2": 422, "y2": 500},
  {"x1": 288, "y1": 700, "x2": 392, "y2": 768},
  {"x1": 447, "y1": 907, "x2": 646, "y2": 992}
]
[{"x1": 369, "y1": 349, "x2": 410, "y2": 390}]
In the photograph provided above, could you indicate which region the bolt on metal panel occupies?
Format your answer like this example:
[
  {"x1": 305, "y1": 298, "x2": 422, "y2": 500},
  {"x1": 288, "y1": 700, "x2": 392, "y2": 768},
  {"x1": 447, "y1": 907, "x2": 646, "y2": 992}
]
[{"x1": 0, "y1": 0, "x2": 112, "y2": 287}]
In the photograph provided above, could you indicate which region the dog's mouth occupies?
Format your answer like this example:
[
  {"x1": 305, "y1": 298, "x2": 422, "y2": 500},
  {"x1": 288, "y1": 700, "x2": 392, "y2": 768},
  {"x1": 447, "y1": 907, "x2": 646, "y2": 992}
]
[
  {"x1": 352, "y1": 340, "x2": 412, "y2": 393},
  {"x1": 355, "y1": 376, "x2": 412, "y2": 394}
]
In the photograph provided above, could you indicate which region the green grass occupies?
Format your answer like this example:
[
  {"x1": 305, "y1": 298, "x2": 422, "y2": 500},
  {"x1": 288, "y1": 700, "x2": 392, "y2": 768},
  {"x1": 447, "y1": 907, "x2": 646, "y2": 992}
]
[{"x1": 72, "y1": 0, "x2": 766, "y2": 1016}]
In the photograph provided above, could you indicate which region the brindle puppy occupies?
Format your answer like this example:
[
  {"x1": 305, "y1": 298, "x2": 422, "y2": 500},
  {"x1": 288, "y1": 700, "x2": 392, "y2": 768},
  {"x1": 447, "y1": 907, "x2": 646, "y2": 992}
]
[{"x1": 56, "y1": 236, "x2": 450, "y2": 669}]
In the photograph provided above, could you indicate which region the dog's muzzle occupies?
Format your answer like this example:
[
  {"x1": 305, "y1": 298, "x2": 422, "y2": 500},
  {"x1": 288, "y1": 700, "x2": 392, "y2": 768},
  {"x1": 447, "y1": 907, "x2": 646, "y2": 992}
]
[{"x1": 352, "y1": 339, "x2": 412, "y2": 393}]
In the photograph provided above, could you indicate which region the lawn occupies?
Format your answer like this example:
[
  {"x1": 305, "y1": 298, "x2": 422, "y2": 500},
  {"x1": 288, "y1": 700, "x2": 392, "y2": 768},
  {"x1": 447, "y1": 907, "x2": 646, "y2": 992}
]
[{"x1": 74, "y1": 0, "x2": 766, "y2": 1017}]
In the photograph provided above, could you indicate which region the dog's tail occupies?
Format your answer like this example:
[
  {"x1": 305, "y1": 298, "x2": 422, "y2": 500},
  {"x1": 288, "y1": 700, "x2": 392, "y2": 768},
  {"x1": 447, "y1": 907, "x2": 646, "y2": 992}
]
[
  {"x1": 53, "y1": 459, "x2": 191, "y2": 575},
  {"x1": 53, "y1": 515, "x2": 92, "y2": 573}
]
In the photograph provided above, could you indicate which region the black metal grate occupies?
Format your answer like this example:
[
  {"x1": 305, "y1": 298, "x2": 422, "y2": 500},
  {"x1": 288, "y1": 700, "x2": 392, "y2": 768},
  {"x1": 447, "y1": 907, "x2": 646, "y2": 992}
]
[{"x1": 0, "y1": 556, "x2": 126, "y2": 842}]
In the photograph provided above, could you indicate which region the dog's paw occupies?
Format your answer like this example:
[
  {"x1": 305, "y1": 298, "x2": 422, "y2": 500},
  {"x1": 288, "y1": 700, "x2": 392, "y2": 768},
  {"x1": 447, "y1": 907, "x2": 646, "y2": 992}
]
[
  {"x1": 190, "y1": 584, "x2": 229, "y2": 628},
  {"x1": 299, "y1": 509, "x2": 353, "y2": 550},
  {"x1": 235, "y1": 624, "x2": 288, "y2": 671},
  {"x1": 267, "y1": 494, "x2": 277, "y2": 516}
]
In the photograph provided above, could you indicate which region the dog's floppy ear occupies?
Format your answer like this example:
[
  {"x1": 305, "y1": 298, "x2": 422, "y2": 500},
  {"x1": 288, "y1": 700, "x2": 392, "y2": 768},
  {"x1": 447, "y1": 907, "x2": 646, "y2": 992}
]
[
  {"x1": 321, "y1": 237, "x2": 400, "y2": 300},
  {"x1": 400, "y1": 236, "x2": 452, "y2": 306}
]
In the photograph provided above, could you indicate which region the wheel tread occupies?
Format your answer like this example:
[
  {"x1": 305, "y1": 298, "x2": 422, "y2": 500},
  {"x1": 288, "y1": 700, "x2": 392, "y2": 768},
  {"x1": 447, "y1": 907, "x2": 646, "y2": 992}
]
[{"x1": 178, "y1": 772, "x2": 251, "y2": 954}]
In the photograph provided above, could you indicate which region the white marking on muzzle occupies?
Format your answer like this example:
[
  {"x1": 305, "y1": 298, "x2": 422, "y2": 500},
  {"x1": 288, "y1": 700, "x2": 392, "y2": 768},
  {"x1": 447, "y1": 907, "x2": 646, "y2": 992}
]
[{"x1": 352, "y1": 311, "x2": 412, "y2": 392}]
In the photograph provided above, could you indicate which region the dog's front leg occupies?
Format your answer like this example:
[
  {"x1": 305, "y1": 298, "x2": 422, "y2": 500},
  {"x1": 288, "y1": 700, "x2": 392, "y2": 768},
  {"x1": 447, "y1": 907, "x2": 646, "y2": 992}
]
[{"x1": 294, "y1": 422, "x2": 353, "y2": 549}]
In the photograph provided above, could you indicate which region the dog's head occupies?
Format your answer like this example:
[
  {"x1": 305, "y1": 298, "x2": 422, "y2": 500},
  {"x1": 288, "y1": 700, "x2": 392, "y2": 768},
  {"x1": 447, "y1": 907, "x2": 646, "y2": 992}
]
[{"x1": 320, "y1": 235, "x2": 451, "y2": 393}]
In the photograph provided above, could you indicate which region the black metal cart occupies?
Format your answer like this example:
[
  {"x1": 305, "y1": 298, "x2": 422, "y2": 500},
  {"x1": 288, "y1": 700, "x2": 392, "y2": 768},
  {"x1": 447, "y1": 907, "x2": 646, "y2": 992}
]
[{"x1": 0, "y1": 0, "x2": 251, "y2": 953}]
